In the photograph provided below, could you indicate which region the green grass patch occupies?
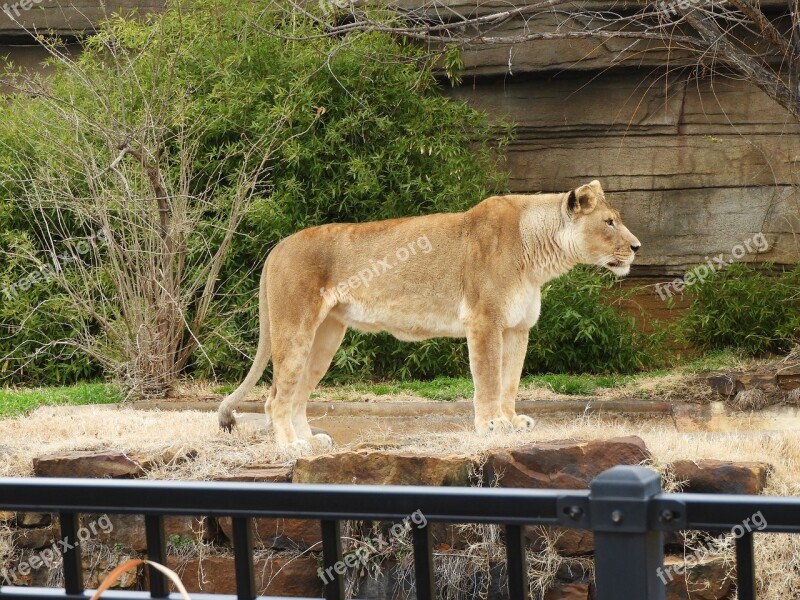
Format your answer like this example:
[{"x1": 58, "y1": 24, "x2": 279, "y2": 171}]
[
  {"x1": 521, "y1": 373, "x2": 634, "y2": 395},
  {"x1": 212, "y1": 383, "x2": 237, "y2": 395},
  {"x1": 320, "y1": 377, "x2": 475, "y2": 401},
  {"x1": 316, "y1": 373, "x2": 639, "y2": 400},
  {"x1": 677, "y1": 350, "x2": 758, "y2": 374},
  {"x1": 0, "y1": 383, "x2": 121, "y2": 418}
]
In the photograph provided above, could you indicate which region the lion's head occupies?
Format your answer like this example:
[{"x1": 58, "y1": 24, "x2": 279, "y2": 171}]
[{"x1": 564, "y1": 180, "x2": 641, "y2": 277}]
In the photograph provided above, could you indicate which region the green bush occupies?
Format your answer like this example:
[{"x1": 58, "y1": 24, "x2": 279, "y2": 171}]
[
  {"x1": 681, "y1": 263, "x2": 800, "y2": 356},
  {"x1": 0, "y1": 222, "x2": 100, "y2": 384},
  {"x1": 525, "y1": 267, "x2": 659, "y2": 374}
]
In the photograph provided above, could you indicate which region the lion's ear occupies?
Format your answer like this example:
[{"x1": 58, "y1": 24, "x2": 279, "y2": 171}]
[{"x1": 567, "y1": 181, "x2": 601, "y2": 215}]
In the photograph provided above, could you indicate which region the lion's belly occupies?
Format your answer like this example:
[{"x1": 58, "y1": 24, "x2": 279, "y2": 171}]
[
  {"x1": 333, "y1": 285, "x2": 541, "y2": 341},
  {"x1": 336, "y1": 300, "x2": 466, "y2": 341}
]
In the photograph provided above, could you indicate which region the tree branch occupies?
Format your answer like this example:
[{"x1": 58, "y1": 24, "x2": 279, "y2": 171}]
[{"x1": 680, "y1": 5, "x2": 800, "y2": 121}]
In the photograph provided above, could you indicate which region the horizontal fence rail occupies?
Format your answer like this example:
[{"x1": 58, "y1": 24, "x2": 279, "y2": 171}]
[{"x1": 0, "y1": 466, "x2": 798, "y2": 600}]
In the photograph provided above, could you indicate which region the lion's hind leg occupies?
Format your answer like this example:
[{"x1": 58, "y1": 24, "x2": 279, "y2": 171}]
[
  {"x1": 263, "y1": 383, "x2": 275, "y2": 431},
  {"x1": 270, "y1": 310, "x2": 331, "y2": 452},
  {"x1": 291, "y1": 315, "x2": 347, "y2": 448},
  {"x1": 269, "y1": 291, "x2": 341, "y2": 452}
]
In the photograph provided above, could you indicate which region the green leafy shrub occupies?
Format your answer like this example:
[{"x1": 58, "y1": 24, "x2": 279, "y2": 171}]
[
  {"x1": 525, "y1": 267, "x2": 659, "y2": 374},
  {"x1": 681, "y1": 263, "x2": 800, "y2": 356},
  {"x1": 0, "y1": 220, "x2": 100, "y2": 385}
]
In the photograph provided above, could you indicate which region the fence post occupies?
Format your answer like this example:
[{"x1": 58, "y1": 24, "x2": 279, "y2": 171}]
[{"x1": 590, "y1": 466, "x2": 666, "y2": 600}]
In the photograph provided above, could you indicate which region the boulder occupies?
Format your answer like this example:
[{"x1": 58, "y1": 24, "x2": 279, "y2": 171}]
[
  {"x1": 16, "y1": 513, "x2": 51, "y2": 527},
  {"x1": 18, "y1": 548, "x2": 139, "y2": 589},
  {"x1": 0, "y1": 1, "x2": 166, "y2": 36},
  {"x1": 544, "y1": 582, "x2": 590, "y2": 600},
  {"x1": 33, "y1": 451, "x2": 144, "y2": 478},
  {"x1": 12, "y1": 526, "x2": 57, "y2": 549},
  {"x1": 32, "y1": 447, "x2": 197, "y2": 478},
  {"x1": 213, "y1": 466, "x2": 291, "y2": 483},
  {"x1": 484, "y1": 436, "x2": 650, "y2": 489},
  {"x1": 217, "y1": 517, "x2": 321, "y2": 550},
  {"x1": 167, "y1": 555, "x2": 322, "y2": 597},
  {"x1": 293, "y1": 451, "x2": 474, "y2": 486},
  {"x1": 84, "y1": 514, "x2": 209, "y2": 553},
  {"x1": 707, "y1": 372, "x2": 778, "y2": 397},
  {"x1": 669, "y1": 460, "x2": 770, "y2": 495},
  {"x1": 777, "y1": 365, "x2": 800, "y2": 391},
  {"x1": 662, "y1": 555, "x2": 734, "y2": 600},
  {"x1": 82, "y1": 553, "x2": 140, "y2": 590}
]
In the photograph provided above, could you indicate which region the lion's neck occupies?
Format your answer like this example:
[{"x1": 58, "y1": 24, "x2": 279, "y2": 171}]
[{"x1": 519, "y1": 195, "x2": 580, "y2": 283}]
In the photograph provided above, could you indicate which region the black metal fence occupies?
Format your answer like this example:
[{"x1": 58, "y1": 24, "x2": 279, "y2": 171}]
[{"x1": 0, "y1": 465, "x2": 799, "y2": 600}]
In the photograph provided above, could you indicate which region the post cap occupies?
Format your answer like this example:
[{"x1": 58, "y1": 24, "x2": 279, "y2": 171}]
[{"x1": 590, "y1": 466, "x2": 662, "y2": 499}]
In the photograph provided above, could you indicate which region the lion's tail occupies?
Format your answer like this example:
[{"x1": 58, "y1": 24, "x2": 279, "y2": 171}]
[{"x1": 218, "y1": 257, "x2": 272, "y2": 432}]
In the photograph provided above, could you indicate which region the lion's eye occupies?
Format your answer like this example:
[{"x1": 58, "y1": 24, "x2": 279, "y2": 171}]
[{"x1": 606, "y1": 218, "x2": 615, "y2": 227}]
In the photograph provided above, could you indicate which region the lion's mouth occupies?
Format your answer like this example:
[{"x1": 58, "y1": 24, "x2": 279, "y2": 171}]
[{"x1": 606, "y1": 260, "x2": 622, "y2": 268}]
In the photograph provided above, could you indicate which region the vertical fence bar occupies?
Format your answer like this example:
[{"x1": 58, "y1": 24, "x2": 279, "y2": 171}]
[
  {"x1": 58, "y1": 513, "x2": 84, "y2": 595},
  {"x1": 412, "y1": 523, "x2": 435, "y2": 600},
  {"x1": 231, "y1": 518, "x2": 256, "y2": 600},
  {"x1": 590, "y1": 466, "x2": 666, "y2": 600},
  {"x1": 735, "y1": 532, "x2": 756, "y2": 600},
  {"x1": 144, "y1": 515, "x2": 168, "y2": 598},
  {"x1": 321, "y1": 520, "x2": 345, "y2": 600},
  {"x1": 505, "y1": 524, "x2": 529, "y2": 600}
]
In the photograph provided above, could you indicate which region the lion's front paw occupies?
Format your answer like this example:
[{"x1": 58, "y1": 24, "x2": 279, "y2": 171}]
[
  {"x1": 512, "y1": 414, "x2": 536, "y2": 431},
  {"x1": 312, "y1": 433, "x2": 334, "y2": 449},
  {"x1": 288, "y1": 439, "x2": 312, "y2": 455},
  {"x1": 476, "y1": 416, "x2": 513, "y2": 434}
]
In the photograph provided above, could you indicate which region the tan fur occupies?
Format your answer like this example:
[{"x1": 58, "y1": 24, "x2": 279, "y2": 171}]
[{"x1": 218, "y1": 180, "x2": 641, "y2": 451}]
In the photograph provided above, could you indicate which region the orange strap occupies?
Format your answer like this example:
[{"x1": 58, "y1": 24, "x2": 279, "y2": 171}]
[{"x1": 89, "y1": 559, "x2": 192, "y2": 600}]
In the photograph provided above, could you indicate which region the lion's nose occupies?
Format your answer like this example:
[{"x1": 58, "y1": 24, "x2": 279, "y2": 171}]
[{"x1": 631, "y1": 244, "x2": 641, "y2": 253}]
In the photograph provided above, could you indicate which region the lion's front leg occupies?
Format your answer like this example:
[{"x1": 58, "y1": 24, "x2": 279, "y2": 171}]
[
  {"x1": 501, "y1": 327, "x2": 535, "y2": 432},
  {"x1": 466, "y1": 319, "x2": 511, "y2": 433}
]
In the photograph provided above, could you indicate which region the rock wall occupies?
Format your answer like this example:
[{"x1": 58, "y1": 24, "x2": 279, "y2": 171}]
[
  {"x1": 0, "y1": 1, "x2": 165, "y2": 37},
  {"x1": 448, "y1": 72, "x2": 800, "y2": 276},
  {"x1": 0, "y1": 439, "x2": 772, "y2": 599}
]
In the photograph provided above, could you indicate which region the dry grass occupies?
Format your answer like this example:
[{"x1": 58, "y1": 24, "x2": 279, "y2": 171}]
[
  {"x1": 0, "y1": 521, "x2": 15, "y2": 580},
  {"x1": 0, "y1": 405, "x2": 798, "y2": 597},
  {"x1": 0, "y1": 406, "x2": 288, "y2": 480},
  {"x1": 2, "y1": 405, "x2": 798, "y2": 487},
  {"x1": 731, "y1": 389, "x2": 770, "y2": 410},
  {"x1": 787, "y1": 388, "x2": 800, "y2": 406}
]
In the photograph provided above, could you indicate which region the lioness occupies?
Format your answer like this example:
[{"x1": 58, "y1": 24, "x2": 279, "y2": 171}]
[{"x1": 219, "y1": 180, "x2": 640, "y2": 450}]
